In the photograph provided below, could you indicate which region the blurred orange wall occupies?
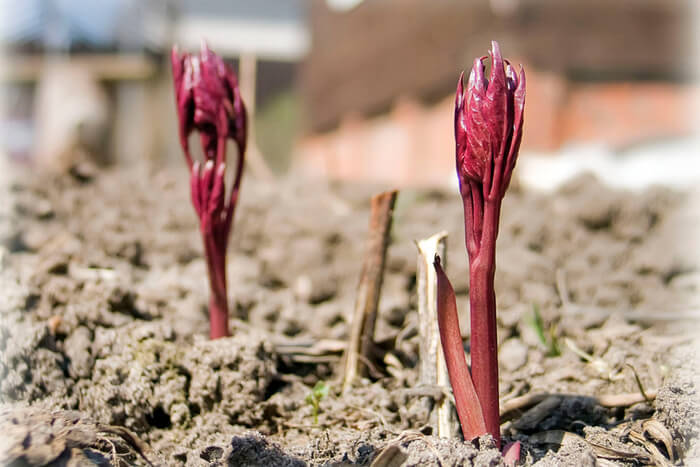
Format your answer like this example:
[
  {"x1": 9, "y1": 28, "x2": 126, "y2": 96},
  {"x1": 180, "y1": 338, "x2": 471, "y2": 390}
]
[{"x1": 294, "y1": 68, "x2": 698, "y2": 186}]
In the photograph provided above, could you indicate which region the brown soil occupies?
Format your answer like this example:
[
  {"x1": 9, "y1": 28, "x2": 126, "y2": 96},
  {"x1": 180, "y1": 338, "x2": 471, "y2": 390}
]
[{"x1": 0, "y1": 163, "x2": 698, "y2": 466}]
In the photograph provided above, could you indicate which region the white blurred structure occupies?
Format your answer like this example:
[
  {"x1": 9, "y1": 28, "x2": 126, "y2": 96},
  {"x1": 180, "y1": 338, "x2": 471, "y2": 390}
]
[
  {"x1": 518, "y1": 138, "x2": 700, "y2": 191},
  {"x1": 33, "y1": 61, "x2": 109, "y2": 172},
  {"x1": 172, "y1": 1, "x2": 309, "y2": 61}
]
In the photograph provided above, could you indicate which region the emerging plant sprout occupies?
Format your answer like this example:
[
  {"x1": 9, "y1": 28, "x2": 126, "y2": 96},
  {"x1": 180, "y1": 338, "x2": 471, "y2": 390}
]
[
  {"x1": 434, "y1": 41, "x2": 525, "y2": 446},
  {"x1": 305, "y1": 381, "x2": 330, "y2": 425},
  {"x1": 171, "y1": 42, "x2": 247, "y2": 339}
]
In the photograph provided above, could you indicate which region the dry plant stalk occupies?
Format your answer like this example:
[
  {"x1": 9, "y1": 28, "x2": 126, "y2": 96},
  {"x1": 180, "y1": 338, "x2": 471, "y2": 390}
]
[
  {"x1": 343, "y1": 190, "x2": 398, "y2": 392},
  {"x1": 415, "y1": 231, "x2": 458, "y2": 438}
]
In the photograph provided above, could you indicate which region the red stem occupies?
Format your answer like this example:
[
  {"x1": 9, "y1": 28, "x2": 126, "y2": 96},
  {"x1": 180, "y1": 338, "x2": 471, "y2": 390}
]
[
  {"x1": 468, "y1": 256, "x2": 499, "y2": 444},
  {"x1": 466, "y1": 197, "x2": 501, "y2": 446},
  {"x1": 203, "y1": 233, "x2": 229, "y2": 339},
  {"x1": 194, "y1": 140, "x2": 240, "y2": 340}
]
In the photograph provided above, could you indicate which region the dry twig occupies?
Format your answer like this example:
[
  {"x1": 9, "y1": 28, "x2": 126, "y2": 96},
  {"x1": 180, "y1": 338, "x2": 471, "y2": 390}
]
[
  {"x1": 343, "y1": 190, "x2": 398, "y2": 392},
  {"x1": 415, "y1": 231, "x2": 459, "y2": 438}
]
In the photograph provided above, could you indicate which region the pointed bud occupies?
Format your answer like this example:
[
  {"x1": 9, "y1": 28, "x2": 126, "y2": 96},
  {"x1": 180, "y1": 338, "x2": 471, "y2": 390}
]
[
  {"x1": 172, "y1": 46, "x2": 196, "y2": 164},
  {"x1": 171, "y1": 43, "x2": 247, "y2": 165},
  {"x1": 486, "y1": 41, "x2": 506, "y2": 101},
  {"x1": 455, "y1": 41, "x2": 526, "y2": 198}
]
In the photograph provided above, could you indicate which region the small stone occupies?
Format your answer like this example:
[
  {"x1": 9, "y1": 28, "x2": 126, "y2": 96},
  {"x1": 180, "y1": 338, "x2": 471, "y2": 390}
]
[
  {"x1": 499, "y1": 338, "x2": 528, "y2": 372},
  {"x1": 47, "y1": 315, "x2": 62, "y2": 335}
]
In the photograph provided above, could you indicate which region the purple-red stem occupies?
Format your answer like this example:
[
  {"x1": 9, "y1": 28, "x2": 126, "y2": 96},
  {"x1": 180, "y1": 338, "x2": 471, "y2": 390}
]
[
  {"x1": 467, "y1": 254, "x2": 499, "y2": 443},
  {"x1": 460, "y1": 172, "x2": 503, "y2": 444},
  {"x1": 203, "y1": 232, "x2": 229, "y2": 339},
  {"x1": 208, "y1": 281, "x2": 228, "y2": 339},
  {"x1": 463, "y1": 188, "x2": 502, "y2": 446}
]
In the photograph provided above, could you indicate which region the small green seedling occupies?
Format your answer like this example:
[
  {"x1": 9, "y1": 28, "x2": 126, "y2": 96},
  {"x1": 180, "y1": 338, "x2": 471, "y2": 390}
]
[
  {"x1": 530, "y1": 304, "x2": 561, "y2": 357},
  {"x1": 305, "y1": 381, "x2": 330, "y2": 425}
]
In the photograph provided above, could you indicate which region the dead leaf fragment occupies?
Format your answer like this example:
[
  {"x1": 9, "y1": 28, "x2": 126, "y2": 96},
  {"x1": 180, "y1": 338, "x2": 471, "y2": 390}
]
[
  {"x1": 629, "y1": 419, "x2": 675, "y2": 466},
  {"x1": 370, "y1": 444, "x2": 408, "y2": 467},
  {"x1": 643, "y1": 420, "x2": 675, "y2": 462}
]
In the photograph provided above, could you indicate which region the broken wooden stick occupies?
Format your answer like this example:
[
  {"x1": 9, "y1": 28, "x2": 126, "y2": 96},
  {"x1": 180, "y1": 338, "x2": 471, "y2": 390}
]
[
  {"x1": 415, "y1": 231, "x2": 458, "y2": 438},
  {"x1": 343, "y1": 190, "x2": 398, "y2": 392}
]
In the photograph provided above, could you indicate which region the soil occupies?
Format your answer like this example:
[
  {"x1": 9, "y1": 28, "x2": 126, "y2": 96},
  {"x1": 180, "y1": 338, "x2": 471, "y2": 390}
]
[{"x1": 0, "y1": 162, "x2": 698, "y2": 466}]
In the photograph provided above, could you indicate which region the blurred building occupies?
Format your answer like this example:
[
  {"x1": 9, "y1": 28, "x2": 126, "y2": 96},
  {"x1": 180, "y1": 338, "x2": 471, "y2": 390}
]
[
  {"x1": 0, "y1": 0, "x2": 164, "y2": 168},
  {"x1": 0, "y1": 0, "x2": 309, "y2": 172},
  {"x1": 2, "y1": 0, "x2": 697, "y2": 185},
  {"x1": 295, "y1": 0, "x2": 698, "y2": 186}
]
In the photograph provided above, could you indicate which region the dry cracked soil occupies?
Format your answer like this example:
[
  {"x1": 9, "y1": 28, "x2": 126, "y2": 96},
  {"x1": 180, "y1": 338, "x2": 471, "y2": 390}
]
[{"x1": 0, "y1": 163, "x2": 699, "y2": 466}]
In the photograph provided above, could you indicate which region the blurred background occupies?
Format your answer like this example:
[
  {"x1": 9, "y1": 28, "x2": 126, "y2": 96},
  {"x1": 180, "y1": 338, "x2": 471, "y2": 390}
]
[{"x1": 0, "y1": 0, "x2": 698, "y2": 189}]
